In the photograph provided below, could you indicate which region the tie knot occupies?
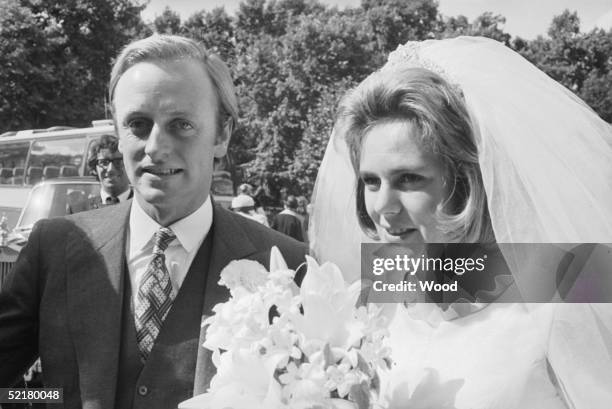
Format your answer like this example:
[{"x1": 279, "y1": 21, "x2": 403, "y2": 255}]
[
  {"x1": 153, "y1": 227, "x2": 175, "y2": 255},
  {"x1": 106, "y1": 196, "x2": 119, "y2": 204}
]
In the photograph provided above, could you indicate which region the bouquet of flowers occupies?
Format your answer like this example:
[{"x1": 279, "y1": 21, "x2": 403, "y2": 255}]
[{"x1": 179, "y1": 247, "x2": 391, "y2": 409}]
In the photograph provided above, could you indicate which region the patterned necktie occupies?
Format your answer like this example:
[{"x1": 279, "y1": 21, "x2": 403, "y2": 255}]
[
  {"x1": 134, "y1": 227, "x2": 177, "y2": 360},
  {"x1": 105, "y1": 196, "x2": 119, "y2": 205}
]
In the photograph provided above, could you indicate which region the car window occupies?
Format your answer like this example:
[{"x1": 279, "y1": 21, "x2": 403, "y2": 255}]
[{"x1": 18, "y1": 183, "x2": 101, "y2": 228}]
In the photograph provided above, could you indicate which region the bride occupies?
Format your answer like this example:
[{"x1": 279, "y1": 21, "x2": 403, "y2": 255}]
[{"x1": 310, "y1": 36, "x2": 612, "y2": 408}]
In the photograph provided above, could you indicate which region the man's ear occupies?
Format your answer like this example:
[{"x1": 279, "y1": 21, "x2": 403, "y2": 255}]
[
  {"x1": 117, "y1": 134, "x2": 124, "y2": 155},
  {"x1": 213, "y1": 118, "x2": 233, "y2": 158}
]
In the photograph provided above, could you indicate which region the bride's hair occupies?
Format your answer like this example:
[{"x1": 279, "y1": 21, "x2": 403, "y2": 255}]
[{"x1": 336, "y1": 67, "x2": 494, "y2": 243}]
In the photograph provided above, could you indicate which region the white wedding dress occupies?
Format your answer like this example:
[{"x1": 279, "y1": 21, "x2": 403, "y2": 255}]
[
  {"x1": 381, "y1": 302, "x2": 612, "y2": 409},
  {"x1": 310, "y1": 37, "x2": 612, "y2": 409}
]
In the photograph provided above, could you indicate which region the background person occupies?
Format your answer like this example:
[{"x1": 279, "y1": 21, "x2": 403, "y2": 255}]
[
  {"x1": 271, "y1": 195, "x2": 304, "y2": 242},
  {"x1": 87, "y1": 133, "x2": 132, "y2": 207},
  {"x1": 231, "y1": 194, "x2": 269, "y2": 226}
]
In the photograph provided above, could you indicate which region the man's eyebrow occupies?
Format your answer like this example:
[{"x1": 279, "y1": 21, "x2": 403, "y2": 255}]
[{"x1": 120, "y1": 111, "x2": 147, "y2": 120}]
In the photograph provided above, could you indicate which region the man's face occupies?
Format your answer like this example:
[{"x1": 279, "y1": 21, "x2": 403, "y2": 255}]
[
  {"x1": 113, "y1": 59, "x2": 229, "y2": 224},
  {"x1": 95, "y1": 148, "x2": 130, "y2": 197}
]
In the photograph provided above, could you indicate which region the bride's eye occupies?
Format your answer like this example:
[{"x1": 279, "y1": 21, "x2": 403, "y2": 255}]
[
  {"x1": 361, "y1": 175, "x2": 380, "y2": 190},
  {"x1": 397, "y1": 173, "x2": 426, "y2": 188}
]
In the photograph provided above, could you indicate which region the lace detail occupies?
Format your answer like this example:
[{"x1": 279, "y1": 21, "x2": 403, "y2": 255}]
[{"x1": 384, "y1": 41, "x2": 462, "y2": 94}]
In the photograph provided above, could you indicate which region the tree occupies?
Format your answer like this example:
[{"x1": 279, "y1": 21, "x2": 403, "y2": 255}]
[
  {"x1": 182, "y1": 7, "x2": 236, "y2": 62},
  {"x1": 0, "y1": 0, "x2": 147, "y2": 130},
  {"x1": 153, "y1": 6, "x2": 181, "y2": 34},
  {"x1": 362, "y1": 0, "x2": 439, "y2": 51},
  {"x1": 233, "y1": 10, "x2": 380, "y2": 198},
  {"x1": 468, "y1": 12, "x2": 510, "y2": 44},
  {"x1": 437, "y1": 12, "x2": 510, "y2": 44},
  {"x1": 548, "y1": 9, "x2": 580, "y2": 40}
]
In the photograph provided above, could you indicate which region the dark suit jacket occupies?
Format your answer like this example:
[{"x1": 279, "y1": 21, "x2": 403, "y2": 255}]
[
  {"x1": 0, "y1": 200, "x2": 306, "y2": 408},
  {"x1": 271, "y1": 213, "x2": 304, "y2": 242}
]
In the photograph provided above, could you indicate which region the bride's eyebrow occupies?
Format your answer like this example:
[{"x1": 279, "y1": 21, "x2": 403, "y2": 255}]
[{"x1": 388, "y1": 165, "x2": 428, "y2": 174}]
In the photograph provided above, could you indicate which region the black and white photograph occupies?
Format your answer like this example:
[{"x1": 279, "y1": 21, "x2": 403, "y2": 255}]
[{"x1": 0, "y1": 0, "x2": 611, "y2": 408}]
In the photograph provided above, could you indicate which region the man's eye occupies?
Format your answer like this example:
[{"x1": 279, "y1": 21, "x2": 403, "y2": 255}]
[
  {"x1": 171, "y1": 120, "x2": 194, "y2": 132},
  {"x1": 127, "y1": 118, "x2": 152, "y2": 138}
]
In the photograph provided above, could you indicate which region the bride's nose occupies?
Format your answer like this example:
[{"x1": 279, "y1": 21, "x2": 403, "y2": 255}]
[{"x1": 373, "y1": 183, "x2": 402, "y2": 216}]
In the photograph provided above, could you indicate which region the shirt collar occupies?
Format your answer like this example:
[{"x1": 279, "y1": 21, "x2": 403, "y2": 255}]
[
  {"x1": 280, "y1": 208, "x2": 301, "y2": 218},
  {"x1": 100, "y1": 187, "x2": 131, "y2": 203},
  {"x1": 129, "y1": 197, "x2": 213, "y2": 254}
]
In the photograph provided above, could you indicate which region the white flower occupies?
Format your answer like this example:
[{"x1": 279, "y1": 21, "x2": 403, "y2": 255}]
[
  {"x1": 325, "y1": 363, "x2": 364, "y2": 398},
  {"x1": 280, "y1": 360, "x2": 329, "y2": 408},
  {"x1": 182, "y1": 248, "x2": 393, "y2": 409},
  {"x1": 179, "y1": 349, "x2": 286, "y2": 409},
  {"x1": 219, "y1": 259, "x2": 268, "y2": 294},
  {"x1": 290, "y1": 257, "x2": 364, "y2": 349}
]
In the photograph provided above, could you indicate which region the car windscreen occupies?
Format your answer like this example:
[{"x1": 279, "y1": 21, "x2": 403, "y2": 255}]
[{"x1": 18, "y1": 183, "x2": 101, "y2": 228}]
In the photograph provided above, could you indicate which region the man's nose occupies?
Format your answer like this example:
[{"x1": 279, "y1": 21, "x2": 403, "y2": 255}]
[
  {"x1": 144, "y1": 123, "x2": 171, "y2": 161},
  {"x1": 373, "y1": 183, "x2": 402, "y2": 216}
]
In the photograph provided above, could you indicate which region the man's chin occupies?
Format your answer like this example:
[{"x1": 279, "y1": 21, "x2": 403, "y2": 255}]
[{"x1": 135, "y1": 188, "x2": 171, "y2": 205}]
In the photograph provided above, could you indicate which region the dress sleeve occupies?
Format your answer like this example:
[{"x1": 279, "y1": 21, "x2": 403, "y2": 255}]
[{"x1": 546, "y1": 303, "x2": 612, "y2": 409}]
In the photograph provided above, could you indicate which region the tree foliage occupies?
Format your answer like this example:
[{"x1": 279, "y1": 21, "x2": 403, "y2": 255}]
[
  {"x1": 2, "y1": 1, "x2": 611, "y2": 202},
  {"x1": 0, "y1": 0, "x2": 146, "y2": 129}
]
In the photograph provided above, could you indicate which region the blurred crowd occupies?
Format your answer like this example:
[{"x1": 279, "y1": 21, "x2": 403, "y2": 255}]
[{"x1": 230, "y1": 183, "x2": 311, "y2": 243}]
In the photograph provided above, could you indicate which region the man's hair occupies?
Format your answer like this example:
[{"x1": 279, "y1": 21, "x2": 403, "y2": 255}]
[
  {"x1": 87, "y1": 134, "x2": 120, "y2": 178},
  {"x1": 337, "y1": 67, "x2": 494, "y2": 243},
  {"x1": 109, "y1": 34, "x2": 238, "y2": 134},
  {"x1": 284, "y1": 195, "x2": 299, "y2": 211}
]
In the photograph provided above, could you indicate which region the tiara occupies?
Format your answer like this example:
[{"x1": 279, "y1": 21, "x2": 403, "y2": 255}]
[{"x1": 383, "y1": 41, "x2": 462, "y2": 94}]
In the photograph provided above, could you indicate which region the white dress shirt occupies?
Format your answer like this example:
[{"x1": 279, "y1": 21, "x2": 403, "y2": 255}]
[{"x1": 126, "y1": 198, "x2": 213, "y2": 308}]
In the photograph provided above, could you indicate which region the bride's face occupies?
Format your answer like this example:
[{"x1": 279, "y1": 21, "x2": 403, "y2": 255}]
[{"x1": 359, "y1": 120, "x2": 449, "y2": 244}]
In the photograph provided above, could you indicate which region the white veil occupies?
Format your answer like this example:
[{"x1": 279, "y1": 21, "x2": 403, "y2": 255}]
[{"x1": 309, "y1": 36, "x2": 612, "y2": 407}]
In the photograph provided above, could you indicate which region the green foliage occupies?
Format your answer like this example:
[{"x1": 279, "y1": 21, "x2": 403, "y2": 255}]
[
  {"x1": 153, "y1": 6, "x2": 181, "y2": 34},
  {"x1": 182, "y1": 7, "x2": 235, "y2": 61},
  {"x1": 437, "y1": 12, "x2": 510, "y2": 44},
  {"x1": 2, "y1": 1, "x2": 610, "y2": 204},
  {"x1": 519, "y1": 10, "x2": 612, "y2": 121},
  {"x1": 0, "y1": 0, "x2": 146, "y2": 130},
  {"x1": 362, "y1": 0, "x2": 439, "y2": 51}
]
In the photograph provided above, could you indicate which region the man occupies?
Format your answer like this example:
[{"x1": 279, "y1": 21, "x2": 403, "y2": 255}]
[
  {"x1": 0, "y1": 35, "x2": 306, "y2": 409},
  {"x1": 272, "y1": 195, "x2": 304, "y2": 242},
  {"x1": 231, "y1": 194, "x2": 269, "y2": 226},
  {"x1": 87, "y1": 134, "x2": 132, "y2": 206}
]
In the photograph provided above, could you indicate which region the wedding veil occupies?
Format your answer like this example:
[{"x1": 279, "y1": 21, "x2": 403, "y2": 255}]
[
  {"x1": 310, "y1": 36, "x2": 612, "y2": 273},
  {"x1": 309, "y1": 36, "x2": 612, "y2": 407}
]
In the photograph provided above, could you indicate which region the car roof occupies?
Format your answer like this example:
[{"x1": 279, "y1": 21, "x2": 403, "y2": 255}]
[{"x1": 32, "y1": 177, "x2": 99, "y2": 186}]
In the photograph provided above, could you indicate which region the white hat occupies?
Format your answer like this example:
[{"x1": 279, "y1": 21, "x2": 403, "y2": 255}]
[{"x1": 231, "y1": 194, "x2": 255, "y2": 209}]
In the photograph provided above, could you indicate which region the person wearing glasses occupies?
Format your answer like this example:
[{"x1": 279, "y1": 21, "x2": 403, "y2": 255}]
[{"x1": 87, "y1": 133, "x2": 132, "y2": 206}]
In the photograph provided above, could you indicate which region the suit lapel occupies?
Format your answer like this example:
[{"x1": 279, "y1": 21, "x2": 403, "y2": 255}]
[
  {"x1": 66, "y1": 201, "x2": 131, "y2": 408},
  {"x1": 193, "y1": 205, "x2": 258, "y2": 394}
]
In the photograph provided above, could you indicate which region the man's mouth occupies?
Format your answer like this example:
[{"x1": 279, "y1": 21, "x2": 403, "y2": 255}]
[{"x1": 142, "y1": 167, "x2": 182, "y2": 176}]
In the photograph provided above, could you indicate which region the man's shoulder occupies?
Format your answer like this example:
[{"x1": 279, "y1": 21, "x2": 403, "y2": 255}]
[
  {"x1": 216, "y1": 206, "x2": 307, "y2": 258},
  {"x1": 33, "y1": 201, "x2": 129, "y2": 243},
  {"x1": 274, "y1": 212, "x2": 300, "y2": 223},
  {"x1": 69, "y1": 200, "x2": 129, "y2": 224}
]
